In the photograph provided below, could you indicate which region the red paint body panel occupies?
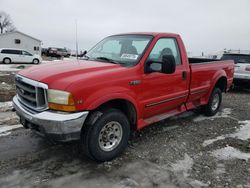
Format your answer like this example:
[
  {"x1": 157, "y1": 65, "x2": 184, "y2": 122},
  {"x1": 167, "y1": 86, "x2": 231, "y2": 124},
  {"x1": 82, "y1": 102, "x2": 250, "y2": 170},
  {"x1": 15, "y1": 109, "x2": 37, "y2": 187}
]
[{"x1": 18, "y1": 32, "x2": 234, "y2": 130}]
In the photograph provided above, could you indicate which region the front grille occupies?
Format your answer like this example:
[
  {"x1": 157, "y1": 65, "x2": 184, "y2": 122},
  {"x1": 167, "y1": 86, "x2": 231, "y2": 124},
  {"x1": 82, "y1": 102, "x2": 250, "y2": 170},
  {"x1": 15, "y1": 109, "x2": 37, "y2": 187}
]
[{"x1": 15, "y1": 75, "x2": 48, "y2": 111}]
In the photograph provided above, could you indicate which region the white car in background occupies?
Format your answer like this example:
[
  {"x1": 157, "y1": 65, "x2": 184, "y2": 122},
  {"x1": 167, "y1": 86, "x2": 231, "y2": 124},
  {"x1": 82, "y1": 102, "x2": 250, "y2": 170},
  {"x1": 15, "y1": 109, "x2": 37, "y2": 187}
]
[
  {"x1": 0, "y1": 48, "x2": 42, "y2": 64},
  {"x1": 221, "y1": 53, "x2": 250, "y2": 88}
]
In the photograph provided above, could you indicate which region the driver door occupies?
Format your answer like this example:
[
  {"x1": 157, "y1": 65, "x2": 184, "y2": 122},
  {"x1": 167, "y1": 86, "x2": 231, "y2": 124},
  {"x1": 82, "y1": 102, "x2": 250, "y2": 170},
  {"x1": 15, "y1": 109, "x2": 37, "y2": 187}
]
[{"x1": 142, "y1": 38, "x2": 189, "y2": 119}]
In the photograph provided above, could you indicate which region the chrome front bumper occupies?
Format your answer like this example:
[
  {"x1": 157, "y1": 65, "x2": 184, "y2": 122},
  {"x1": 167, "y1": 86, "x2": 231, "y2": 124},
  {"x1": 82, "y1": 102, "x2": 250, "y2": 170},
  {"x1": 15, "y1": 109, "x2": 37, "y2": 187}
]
[{"x1": 13, "y1": 96, "x2": 89, "y2": 142}]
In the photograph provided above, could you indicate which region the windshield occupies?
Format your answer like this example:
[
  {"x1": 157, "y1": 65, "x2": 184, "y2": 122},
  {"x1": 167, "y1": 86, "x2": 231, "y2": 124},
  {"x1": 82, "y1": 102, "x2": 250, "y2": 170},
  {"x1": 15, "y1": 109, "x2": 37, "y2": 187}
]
[
  {"x1": 221, "y1": 54, "x2": 250, "y2": 64},
  {"x1": 85, "y1": 35, "x2": 153, "y2": 66}
]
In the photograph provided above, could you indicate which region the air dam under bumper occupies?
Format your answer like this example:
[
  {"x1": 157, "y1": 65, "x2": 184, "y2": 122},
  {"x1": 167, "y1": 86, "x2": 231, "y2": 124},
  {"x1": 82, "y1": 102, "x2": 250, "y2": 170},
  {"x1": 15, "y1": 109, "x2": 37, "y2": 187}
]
[{"x1": 13, "y1": 96, "x2": 89, "y2": 142}]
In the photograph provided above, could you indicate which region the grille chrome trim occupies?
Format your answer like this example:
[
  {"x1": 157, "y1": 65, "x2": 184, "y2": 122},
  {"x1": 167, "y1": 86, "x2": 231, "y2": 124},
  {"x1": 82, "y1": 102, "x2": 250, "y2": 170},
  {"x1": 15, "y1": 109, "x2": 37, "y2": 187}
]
[{"x1": 15, "y1": 74, "x2": 48, "y2": 112}]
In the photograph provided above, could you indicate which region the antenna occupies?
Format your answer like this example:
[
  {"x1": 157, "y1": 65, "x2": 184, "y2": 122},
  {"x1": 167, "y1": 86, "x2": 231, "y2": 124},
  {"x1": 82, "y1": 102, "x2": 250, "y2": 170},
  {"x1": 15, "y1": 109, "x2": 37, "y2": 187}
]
[{"x1": 75, "y1": 19, "x2": 78, "y2": 59}]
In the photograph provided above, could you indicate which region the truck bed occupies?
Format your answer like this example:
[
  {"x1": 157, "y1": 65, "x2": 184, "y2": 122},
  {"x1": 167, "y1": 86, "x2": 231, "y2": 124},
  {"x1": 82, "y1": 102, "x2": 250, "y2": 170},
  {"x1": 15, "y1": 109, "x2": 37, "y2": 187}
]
[
  {"x1": 188, "y1": 58, "x2": 220, "y2": 64},
  {"x1": 186, "y1": 59, "x2": 234, "y2": 109}
]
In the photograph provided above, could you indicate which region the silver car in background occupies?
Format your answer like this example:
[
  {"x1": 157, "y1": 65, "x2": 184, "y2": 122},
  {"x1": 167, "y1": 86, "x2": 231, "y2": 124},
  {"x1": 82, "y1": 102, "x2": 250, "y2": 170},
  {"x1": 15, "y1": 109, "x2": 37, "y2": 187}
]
[
  {"x1": 0, "y1": 48, "x2": 42, "y2": 64},
  {"x1": 221, "y1": 53, "x2": 250, "y2": 88}
]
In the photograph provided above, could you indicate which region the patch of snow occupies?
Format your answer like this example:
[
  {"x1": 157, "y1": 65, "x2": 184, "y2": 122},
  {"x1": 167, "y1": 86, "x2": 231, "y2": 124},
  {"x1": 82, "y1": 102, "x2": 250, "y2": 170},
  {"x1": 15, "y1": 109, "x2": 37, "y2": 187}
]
[
  {"x1": 162, "y1": 125, "x2": 179, "y2": 132},
  {"x1": 0, "y1": 65, "x2": 21, "y2": 71},
  {"x1": 0, "y1": 101, "x2": 13, "y2": 112},
  {"x1": 214, "y1": 163, "x2": 226, "y2": 174},
  {"x1": 193, "y1": 108, "x2": 237, "y2": 122},
  {"x1": 115, "y1": 177, "x2": 139, "y2": 188},
  {"x1": 0, "y1": 82, "x2": 13, "y2": 90},
  {"x1": 202, "y1": 136, "x2": 226, "y2": 147},
  {"x1": 229, "y1": 121, "x2": 250, "y2": 140},
  {"x1": 0, "y1": 124, "x2": 22, "y2": 134},
  {"x1": 0, "y1": 73, "x2": 10, "y2": 76},
  {"x1": 189, "y1": 180, "x2": 208, "y2": 187},
  {"x1": 171, "y1": 154, "x2": 194, "y2": 178},
  {"x1": 0, "y1": 132, "x2": 11, "y2": 137},
  {"x1": 212, "y1": 146, "x2": 250, "y2": 161},
  {"x1": 202, "y1": 120, "x2": 250, "y2": 147}
]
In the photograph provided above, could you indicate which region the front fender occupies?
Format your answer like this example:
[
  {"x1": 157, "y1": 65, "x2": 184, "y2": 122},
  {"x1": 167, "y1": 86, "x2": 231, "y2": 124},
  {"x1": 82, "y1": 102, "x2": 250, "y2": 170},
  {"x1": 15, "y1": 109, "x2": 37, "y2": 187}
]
[{"x1": 82, "y1": 87, "x2": 141, "y2": 118}]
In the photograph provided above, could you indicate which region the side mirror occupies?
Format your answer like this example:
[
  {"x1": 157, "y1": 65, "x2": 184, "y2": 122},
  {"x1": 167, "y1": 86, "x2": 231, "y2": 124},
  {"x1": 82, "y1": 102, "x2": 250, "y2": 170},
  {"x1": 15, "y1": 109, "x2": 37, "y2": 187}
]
[
  {"x1": 161, "y1": 55, "x2": 176, "y2": 74},
  {"x1": 82, "y1": 50, "x2": 87, "y2": 56},
  {"x1": 80, "y1": 50, "x2": 88, "y2": 59}
]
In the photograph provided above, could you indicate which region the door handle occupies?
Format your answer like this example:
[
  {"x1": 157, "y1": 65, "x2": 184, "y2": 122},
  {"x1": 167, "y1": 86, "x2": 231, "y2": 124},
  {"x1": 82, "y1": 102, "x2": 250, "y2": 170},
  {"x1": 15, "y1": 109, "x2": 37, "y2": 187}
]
[{"x1": 182, "y1": 71, "x2": 187, "y2": 80}]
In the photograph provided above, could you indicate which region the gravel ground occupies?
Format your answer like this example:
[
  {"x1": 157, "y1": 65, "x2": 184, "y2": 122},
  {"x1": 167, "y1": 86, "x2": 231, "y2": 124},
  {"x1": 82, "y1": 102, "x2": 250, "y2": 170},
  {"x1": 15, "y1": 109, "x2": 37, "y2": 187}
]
[{"x1": 0, "y1": 67, "x2": 249, "y2": 188}]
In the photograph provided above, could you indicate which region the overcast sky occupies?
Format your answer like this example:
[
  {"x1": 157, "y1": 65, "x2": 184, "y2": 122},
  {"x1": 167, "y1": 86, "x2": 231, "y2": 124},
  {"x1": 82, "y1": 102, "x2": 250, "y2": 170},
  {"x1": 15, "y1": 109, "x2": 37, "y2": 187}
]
[{"x1": 1, "y1": 0, "x2": 250, "y2": 55}]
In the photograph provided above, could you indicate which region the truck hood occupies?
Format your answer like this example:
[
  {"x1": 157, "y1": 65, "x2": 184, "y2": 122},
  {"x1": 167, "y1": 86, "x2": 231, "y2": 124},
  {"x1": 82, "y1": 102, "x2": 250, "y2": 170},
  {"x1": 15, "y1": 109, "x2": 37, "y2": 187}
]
[{"x1": 18, "y1": 60, "x2": 124, "y2": 90}]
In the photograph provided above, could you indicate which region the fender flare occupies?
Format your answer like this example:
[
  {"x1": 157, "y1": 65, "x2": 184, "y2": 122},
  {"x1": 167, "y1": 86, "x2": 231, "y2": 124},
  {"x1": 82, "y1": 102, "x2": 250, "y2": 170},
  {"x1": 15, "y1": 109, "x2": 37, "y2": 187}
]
[
  {"x1": 84, "y1": 92, "x2": 142, "y2": 120},
  {"x1": 207, "y1": 70, "x2": 227, "y2": 99}
]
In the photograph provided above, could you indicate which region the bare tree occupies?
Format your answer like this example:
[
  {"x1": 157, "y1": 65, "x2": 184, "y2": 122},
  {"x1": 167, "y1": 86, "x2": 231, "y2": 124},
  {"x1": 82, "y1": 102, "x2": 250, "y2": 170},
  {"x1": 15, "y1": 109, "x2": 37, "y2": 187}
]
[{"x1": 0, "y1": 11, "x2": 16, "y2": 34}]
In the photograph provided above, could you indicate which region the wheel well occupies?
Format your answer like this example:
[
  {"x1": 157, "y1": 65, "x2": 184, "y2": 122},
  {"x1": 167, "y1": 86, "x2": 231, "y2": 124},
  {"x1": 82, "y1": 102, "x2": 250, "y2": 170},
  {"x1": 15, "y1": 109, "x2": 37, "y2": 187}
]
[
  {"x1": 33, "y1": 58, "x2": 39, "y2": 62},
  {"x1": 95, "y1": 99, "x2": 137, "y2": 130},
  {"x1": 3, "y1": 57, "x2": 11, "y2": 61},
  {"x1": 215, "y1": 77, "x2": 227, "y2": 92}
]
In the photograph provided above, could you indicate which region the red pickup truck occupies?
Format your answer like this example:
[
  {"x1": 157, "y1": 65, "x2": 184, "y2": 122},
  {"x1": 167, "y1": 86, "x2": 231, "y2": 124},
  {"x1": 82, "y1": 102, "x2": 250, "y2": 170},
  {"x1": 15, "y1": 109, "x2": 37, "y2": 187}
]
[{"x1": 13, "y1": 32, "x2": 234, "y2": 161}]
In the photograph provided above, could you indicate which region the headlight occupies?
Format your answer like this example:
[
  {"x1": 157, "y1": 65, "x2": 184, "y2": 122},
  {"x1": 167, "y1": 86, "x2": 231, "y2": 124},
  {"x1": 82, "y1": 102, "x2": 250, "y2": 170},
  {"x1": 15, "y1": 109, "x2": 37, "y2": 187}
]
[{"x1": 47, "y1": 89, "x2": 76, "y2": 112}]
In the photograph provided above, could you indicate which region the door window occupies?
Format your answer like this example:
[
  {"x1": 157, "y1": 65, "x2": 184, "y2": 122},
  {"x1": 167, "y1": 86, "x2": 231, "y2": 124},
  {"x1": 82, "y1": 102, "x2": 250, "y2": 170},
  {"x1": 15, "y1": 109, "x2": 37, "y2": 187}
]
[
  {"x1": 22, "y1": 51, "x2": 32, "y2": 56},
  {"x1": 147, "y1": 38, "x2": 182, "y2": 72}
]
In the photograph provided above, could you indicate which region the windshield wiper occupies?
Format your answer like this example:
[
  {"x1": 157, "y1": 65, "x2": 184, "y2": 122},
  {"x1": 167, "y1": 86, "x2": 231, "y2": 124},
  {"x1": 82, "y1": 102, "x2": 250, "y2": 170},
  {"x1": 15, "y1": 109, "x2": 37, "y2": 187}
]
[{"x1": 95, "y1": 57, "x2": 119, "y2": 64}]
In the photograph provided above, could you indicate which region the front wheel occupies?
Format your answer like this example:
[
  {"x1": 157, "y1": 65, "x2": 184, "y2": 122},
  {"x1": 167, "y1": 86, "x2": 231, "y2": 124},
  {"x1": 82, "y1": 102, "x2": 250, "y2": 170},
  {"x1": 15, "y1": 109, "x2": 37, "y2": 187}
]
[
  {"x1": 203, "y1": 87, "x2": 222, "y2": 116},
  {"x1": 32, "y1": 59, "x2": 40, "y2": 64},
  {"x1": 81, "y1": 108, "x2": 130, "y2": 162}
]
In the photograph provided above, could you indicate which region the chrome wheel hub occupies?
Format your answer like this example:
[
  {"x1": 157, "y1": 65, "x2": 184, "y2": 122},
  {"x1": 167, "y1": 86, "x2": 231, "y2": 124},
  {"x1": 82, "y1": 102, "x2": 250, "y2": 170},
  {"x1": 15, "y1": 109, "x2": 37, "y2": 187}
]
[
  {"x1": 98, "y1": 121, "x2": 123, "y2": 151},
  {"x1": 211, "y1": 93, "x2": 220, "y2": 111}
]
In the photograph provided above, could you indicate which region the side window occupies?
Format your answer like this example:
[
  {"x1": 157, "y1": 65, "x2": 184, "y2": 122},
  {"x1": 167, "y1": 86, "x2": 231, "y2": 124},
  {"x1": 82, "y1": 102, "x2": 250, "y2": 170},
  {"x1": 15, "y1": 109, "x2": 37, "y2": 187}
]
[
  {"x1": 15, "y1": 39, "x2": 21, "y2": 44},
  {"x1": 1, "y1": 49, "x2": 8, "y2": 54},
  {"x1": 1, "y1": 49, "x2": 13, "y2": 54},
  {"x1": 7, "y1": 50, "x2": 21, "y2": 55},
  {"x1": 147, "y1": 38, "x2": 182, "y2": 72},
  {"x1": 15, "y1": 50, "x2": 22, "y2": 55},
  {"x1": 34, "y1": 46, "x2": 39, "y2": 51},
  {"x1": 22, "y1": 51, "x2": 32, "y2": 56}
]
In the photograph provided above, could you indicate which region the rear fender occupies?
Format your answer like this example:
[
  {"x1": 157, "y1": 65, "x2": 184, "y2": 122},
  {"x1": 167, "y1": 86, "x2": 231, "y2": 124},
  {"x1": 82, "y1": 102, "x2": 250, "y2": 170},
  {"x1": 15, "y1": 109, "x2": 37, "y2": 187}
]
[{"x1": 206, "y1": 70, "x2": 227, "y2": 102}]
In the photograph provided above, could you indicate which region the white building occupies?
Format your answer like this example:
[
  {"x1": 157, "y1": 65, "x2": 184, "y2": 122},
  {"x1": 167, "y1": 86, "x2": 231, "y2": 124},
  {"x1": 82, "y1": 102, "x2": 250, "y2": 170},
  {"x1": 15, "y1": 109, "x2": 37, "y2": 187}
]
[{"x1": 0, "y1": 31, "x2": 42, "y2": 55}]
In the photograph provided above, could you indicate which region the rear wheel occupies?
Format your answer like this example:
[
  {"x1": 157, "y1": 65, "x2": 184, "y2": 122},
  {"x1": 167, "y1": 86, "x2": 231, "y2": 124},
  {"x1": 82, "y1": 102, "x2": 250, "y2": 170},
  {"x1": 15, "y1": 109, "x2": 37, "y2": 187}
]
[
  {"x1": 203, "y1": 87, "x2": 222, "y2": 116},
  {"x1": 81, "y1": 108, "x2": 130, "y2": 162},
  {"x1": 3, "y1": 58, "x2": 11, "y2": 64}
]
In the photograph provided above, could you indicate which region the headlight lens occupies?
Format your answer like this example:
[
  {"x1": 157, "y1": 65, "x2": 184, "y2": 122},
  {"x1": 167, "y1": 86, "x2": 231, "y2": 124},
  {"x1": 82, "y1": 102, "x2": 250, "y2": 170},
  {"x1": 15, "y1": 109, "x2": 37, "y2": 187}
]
[
  {"x1": 48, "y1": 89, "x2": 72, "y2": 105},
  {"x1": 47, "y1": 89, "x2": 76, "y2": 112}
]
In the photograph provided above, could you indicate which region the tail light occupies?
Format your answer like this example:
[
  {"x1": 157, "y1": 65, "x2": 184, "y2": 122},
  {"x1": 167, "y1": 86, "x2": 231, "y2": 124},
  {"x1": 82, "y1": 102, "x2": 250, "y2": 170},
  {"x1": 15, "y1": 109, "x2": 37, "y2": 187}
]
[{"x1": 246, "y1": 65, "x2": 250, "y2": 71}]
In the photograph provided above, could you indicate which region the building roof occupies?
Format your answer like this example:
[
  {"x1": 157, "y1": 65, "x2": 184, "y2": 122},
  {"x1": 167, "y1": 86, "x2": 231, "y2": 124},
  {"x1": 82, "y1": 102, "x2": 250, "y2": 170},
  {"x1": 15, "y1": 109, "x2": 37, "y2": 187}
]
[{"x1": 0, "y1": 31, "x2": 42, "y2": 42}]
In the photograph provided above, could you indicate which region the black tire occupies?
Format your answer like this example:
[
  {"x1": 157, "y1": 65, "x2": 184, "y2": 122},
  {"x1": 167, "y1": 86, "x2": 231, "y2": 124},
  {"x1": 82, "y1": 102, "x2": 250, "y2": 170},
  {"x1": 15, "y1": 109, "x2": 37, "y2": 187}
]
[
  {"x1": 32, "y1": 59, "x2": 40, "y2": 64},
  {"x1": 203, "y1": 87, "x2": 222, "y2": 116},
  {"x1": 81, "y1": 108, "x2": 130, "y2": 162},
  {"x1": 3, "y1": 58, "x2": 11, "y2": 64}
]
